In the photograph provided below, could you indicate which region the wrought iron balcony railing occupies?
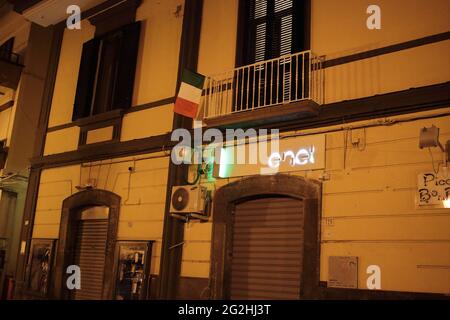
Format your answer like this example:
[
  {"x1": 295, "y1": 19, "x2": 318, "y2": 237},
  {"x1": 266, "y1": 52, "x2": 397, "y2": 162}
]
[{"x1": 203, "y1": 50, "x2": 324, "y2": 121}]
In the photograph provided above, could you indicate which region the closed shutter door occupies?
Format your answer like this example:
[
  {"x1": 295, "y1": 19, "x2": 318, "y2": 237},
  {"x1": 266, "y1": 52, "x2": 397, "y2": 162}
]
[
  {"x1": 72, "y1": 219, "x2": 108, "y2": 300},
  {"x1": 230, "y1": 197, "x2": 304, "y2": 300}
]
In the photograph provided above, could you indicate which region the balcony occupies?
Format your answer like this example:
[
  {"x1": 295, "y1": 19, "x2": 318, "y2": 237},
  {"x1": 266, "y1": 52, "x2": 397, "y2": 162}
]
[
  {"x1": 0, "y1": 51, "x2": 23, "y2": 90},
  {"x1": 203, "y1": 50, "x2": 324, "y2": 128}
]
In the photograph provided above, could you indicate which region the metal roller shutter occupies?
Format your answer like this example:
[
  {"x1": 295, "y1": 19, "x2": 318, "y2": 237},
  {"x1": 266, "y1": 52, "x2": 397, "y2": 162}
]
[
  {"x1": 230, "y1": 197, "x2": 304, "y2": 300},
  {"x1": 72, "y1": 219, "x2": 108, "y2": 300}
]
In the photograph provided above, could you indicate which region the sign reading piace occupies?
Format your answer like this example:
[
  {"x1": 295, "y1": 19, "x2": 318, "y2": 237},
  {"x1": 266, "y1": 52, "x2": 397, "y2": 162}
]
[{"x1": 417, "y1": 172, "x2": 450, "y2": 206}]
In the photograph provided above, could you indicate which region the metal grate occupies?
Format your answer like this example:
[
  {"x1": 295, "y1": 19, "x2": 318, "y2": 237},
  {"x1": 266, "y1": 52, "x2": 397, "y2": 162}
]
[
  {"x1": 72, "y1": 219, "x2": 108, "y2": 300},
  {"x1": 229, "y1": 197, "x2": 304, "y2": 300}
]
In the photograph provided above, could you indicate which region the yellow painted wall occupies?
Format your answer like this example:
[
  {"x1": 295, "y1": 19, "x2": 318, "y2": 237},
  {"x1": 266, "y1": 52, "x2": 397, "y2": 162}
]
[
  {"x1": 34, "y1": 0, "x2": 450, "y2": 293},
  {"x1": 32, "y1": 152, "x2": 170, "y2": 276},
  {"x1": 0, "y1": 108, "x2": 13, "y2": 143},
  {"x1": 197, "y1": 0, "x2": 238, "y2": 76},
  {"x1": 43, "y1": 126, "x2": 80, "y2": 156},
  {"x1": 47, "y1": 0, "x2": 182, "y2": 126},
  {"x1": 183, "y1": 0, "x2": 450, "y2": 286},
  {"x1": 181, "y1": 109, "x2": 450, "y2": 294},
  {"x1": 311, "y1": 0, "x2": 450, "y2": 57},
  {"x1": 33, "y1": 164, "x2": 80, "y2": 239},
  {"x1": 0, "y1": 87, "x2": 15, "y2": 107},
  {"x1": 45, "y1": 0, "x2": 450, "y2": 154},
  {"x1": 48, "y1": 20, "x2": 95, "y2": 128},
  {"x1": 181, "y1": 219, "x2": 213, "y2": 278},
  {"x1": 0, "y1": 86, "x2": 19, "y2": 148},
  {"x1": 323, "y1": 40, "x2": 450, "y2": 104},
  {"x1": 85, "y1": 126, "x2": 113, "y2": 145},
  {"x1": 45, "y1": 0, "x2": 182, "y2": 149},
  {"x1": 314, "y1": 113, "x2": 450, "y2": 293},
  {"x1": 133, "y1": 0, "x2": 184, "y2": 105},
  {"x1": 197, "y1": 0, "x2": 450, "y2": 106},
  {"x1": 120, "y1": 104, "x2": 173, "y2": 142}
]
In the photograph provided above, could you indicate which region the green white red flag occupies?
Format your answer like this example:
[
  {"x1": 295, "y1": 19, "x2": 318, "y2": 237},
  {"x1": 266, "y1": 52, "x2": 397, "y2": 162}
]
[{"x1": 174, "y1": 69, "x2": 205, "y2": 118}]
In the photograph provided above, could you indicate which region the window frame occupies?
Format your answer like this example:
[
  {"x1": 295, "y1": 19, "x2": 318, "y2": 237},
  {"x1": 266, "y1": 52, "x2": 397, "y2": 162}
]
[
  {"x1": 72, "y1": 21, "x2": 141, "y2": 122},
  {"x1": 89, "y1": 29, "x2": 124, "y2": 117},
  {"x1": 0, "y1": 140, "x2": 7, "y2": 170},
  {"x1": 235, "y1": 0, "x2": 311, "y2": 68}
]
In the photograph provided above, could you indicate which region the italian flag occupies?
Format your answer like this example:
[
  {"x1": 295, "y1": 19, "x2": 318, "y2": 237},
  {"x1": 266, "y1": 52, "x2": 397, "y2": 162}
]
[{"x1": 174, "y1": 69, "x2": 205, "y2": 119}]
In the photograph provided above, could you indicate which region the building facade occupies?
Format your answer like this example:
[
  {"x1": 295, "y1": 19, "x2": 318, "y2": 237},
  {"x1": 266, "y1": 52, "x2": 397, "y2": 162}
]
[
  {"x1": 4, "y1": 0, "x2": 450, "y2": 299},
  {"x1": 0, "y1": 1, "x2": 37, "y2": 299}
]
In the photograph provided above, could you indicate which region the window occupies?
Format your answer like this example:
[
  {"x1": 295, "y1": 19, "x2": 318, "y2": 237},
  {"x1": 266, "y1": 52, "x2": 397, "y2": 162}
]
[
  {"x1": 0, "y1": 38, "x2": 19, "y2": 64},
  {"x1": 238, "y1": 0, "x2": 308, "y2": 66},
  {"x1": 72, "y1": 22, "x2": 141, "y2": 121},
  {"x1": 0, "y1": 38, "x2": 14, "y2": 60},
  {"x1": 0, "y1": 140, "x2": 7, "y2": 170},
  {"x1": 233, "y1": 0, "x2": 310, "y2": 111}
]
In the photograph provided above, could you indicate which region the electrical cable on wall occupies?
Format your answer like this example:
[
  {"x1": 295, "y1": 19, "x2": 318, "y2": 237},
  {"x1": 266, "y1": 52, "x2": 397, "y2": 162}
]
[
  {"x1": 124, "y1": 169, "x2": 132, "y2": 204},
  {"x1": 95, "y1": 160, "x2": 102, "y2": 188},
  {"x1": 343, "y1": 128, "x2": 350, "y2": 170},
  {"x1": 78, "y1": 165, "x2": 82, "y2": 193},
  {"x1": 428, "y1": 148, "x2": 441, "y2": 175},
  {"x1": 123, "y1": 159, "x2": 136, "y2": 205},
  {"x1": 88, "y1": 161, "x2": 92, "y2": 183},
  {"x1": 104, "y1": 159, "x2": 113, "y2": 190},
  {"x1": 350, "y1": 127, "x2": 367, "y2": 151}
]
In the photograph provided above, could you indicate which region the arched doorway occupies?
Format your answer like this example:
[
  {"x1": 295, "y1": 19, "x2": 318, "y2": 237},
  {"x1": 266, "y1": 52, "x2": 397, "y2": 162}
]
[
  {"x1": 52, "y1": 189, "x2": 120, "y2": 299},
  {"x1": 210, "y1": 174, "x2": 321, "y2": 299}
]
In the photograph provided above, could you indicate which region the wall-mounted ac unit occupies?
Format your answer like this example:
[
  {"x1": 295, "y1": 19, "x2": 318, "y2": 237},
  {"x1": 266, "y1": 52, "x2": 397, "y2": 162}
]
[{"x1": 170, "y1": 185, "x2": 208, "y2": 219}]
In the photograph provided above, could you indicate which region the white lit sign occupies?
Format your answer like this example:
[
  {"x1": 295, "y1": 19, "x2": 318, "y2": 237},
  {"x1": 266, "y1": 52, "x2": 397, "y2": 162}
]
[
  {"x1": 268, "y1": 146, "x2": 316, "y2": 169},
  {"x1": 216, "y1": 135, "x2": 325, "y2": 178}
]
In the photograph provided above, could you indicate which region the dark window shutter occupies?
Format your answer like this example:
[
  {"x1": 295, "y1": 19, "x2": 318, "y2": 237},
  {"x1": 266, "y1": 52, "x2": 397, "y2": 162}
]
[
  {"x1": 72, "y1": 38, "x2": 100, "y2": 121},
  {"x1": 292, "y1": 0, "x2": 307, "y2": 52},
  {"x1": 91, "y1": 31, "x2": 122, "y2": 115},
  {"x1": 269, "y1": 0, "x2": 293, "y2": 58},
  {"x1": 113, "y1": 21, "x2": 141, "y2": 110},
  {"x1": 0, "y1": 38, "x2": 14, "y2": 61},
  {"x1": 241, "y1": 0, "x2": 296, "y2": 64},
  {"x1": 0, "y1": 147, "x2": 7, "y2": 170}
]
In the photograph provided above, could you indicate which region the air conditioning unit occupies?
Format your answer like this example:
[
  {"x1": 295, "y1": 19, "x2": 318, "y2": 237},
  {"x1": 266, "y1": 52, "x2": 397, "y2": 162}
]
[{"x1": 170, "y1": 185, "x2": 208, "y2": 215}]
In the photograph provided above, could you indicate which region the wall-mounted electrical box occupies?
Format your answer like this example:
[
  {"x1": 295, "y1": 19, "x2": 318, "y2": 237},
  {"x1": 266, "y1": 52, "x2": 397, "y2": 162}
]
[
  {"x1": 328, "y1": 256, "x2": 358, "y2": 289},
  {"x1": 419, "y1": 125, "x2": 440, "y2": 149}
]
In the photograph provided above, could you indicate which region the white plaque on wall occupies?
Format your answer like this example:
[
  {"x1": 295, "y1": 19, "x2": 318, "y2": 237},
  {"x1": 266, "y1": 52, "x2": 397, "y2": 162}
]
[{"x1": 417, "y1": 172, "x2": 450, "y2": 206}]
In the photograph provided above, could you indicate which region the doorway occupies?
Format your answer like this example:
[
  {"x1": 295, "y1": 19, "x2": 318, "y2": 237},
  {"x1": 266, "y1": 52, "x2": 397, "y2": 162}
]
[
  {"x1": 229, "y1": 196, "x2": 304, "y2": 299},
  {"x1": 211, "y1": 174, "x2": 321, "y2": 299},
  {"x1": 53, "y1": 189, "x2": 120, "y2": 300},
  {"x1": 71, "y1": 206, "x2": 109, "y2": 300},
  {"x1": 0, "y1": 190, "x2": 17, "y2": 299}
]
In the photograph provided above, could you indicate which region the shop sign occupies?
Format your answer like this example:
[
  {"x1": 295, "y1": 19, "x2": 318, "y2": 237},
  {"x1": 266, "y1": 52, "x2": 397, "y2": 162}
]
[
  {"x1": 216, "y1": 135, "x2": 325, "y2": 178},
  {"x1": 417, "y1": 172, "x2": 450, "y2": 206}
]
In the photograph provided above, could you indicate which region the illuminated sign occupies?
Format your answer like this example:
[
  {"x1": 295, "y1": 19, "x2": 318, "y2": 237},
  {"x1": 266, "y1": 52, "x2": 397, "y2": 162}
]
[
  {"x1": 268, "y1": 146, "x2": 316, "y2": 169},
  {"x1": 216, "y1": 135, "x2": 325, "y2": 178}
]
